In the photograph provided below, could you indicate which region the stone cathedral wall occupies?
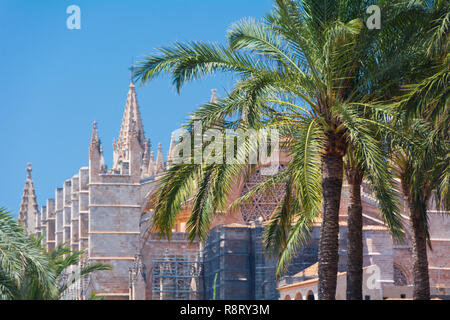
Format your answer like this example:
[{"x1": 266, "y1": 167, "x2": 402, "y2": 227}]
[{"x1": 87, "y1": 173, "x2": 142, "y2": 299}]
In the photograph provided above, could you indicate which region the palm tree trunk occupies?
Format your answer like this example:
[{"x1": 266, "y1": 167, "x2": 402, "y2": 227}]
[
  {"x1": 409, "y1": 201, "x2": 430, "y2": 300},
  {"x1": 318, "y1": 153, "x2": 343, "y2": 300},
  {"x1": 345, "y1": 166, "x2": 363, "y2": 300}
]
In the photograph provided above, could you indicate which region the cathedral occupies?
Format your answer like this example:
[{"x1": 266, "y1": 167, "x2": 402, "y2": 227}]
[{"x1": 17, "y1": 81, "x2": 449, "y2": 300}]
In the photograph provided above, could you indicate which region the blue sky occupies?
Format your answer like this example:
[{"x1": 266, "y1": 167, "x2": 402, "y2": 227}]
[{"x1": 0, "y1": 0, "x2": 273, "y2": 216}]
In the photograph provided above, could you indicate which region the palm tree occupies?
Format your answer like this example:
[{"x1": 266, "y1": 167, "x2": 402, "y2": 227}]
[
  {"x1": 389, "y1": 120, "x2": 448, "y2": 300},
  {"x1": 47, "y1": 243, "x2": 112, "y2": 298},
  {"x1": 136, "y1": 0, "x2": 405, "y2": 299},
  {"x1": 344, "y1": 151, "x2": 364, "y2": 300},
  {"x1": 19, "y1": 239, "x2": 111, "y2": 300},
  {"x1": 392, "y1": 0, "x2": 449, "y2": 299},
  {"x1": 0, "y1": 208, "x2": 56, "y2": 300},
  {"x1": 0, "y1": 208, "x2": 111, "y2": 300},
  {"x1": 338, "y1": 0, "x2": 433, "y2": 298}
]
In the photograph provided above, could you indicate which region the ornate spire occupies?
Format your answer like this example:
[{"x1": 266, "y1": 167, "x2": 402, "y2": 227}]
[
  {"x1": 141, "y1": 139, "x2": 151, "y2": 178},
  {"x1": 148, "y1": 151, "x2": 155, "y2": 177},
  {"x1": 209, "y1": 89, "x2": 224, "y2": 128},
  {"x1": 91, "y1": 121, "x2": 99, "y2": 145},
  {"x1": 90, "y1": 120, "x2": 101, "y2": 153},
  {"x1": 100, "y1": 146, "x2": 107, "y2": 173},
  {"x1": 89, "y1": 121, "x2": 105, "y2": 178},
  {"x1": 210, "y1": 89, "x2": 218, "y2": 103},
  {"x1": 142, "y1": 139, "x2": 150, "y2": 168},
  {"x1": 26, "y1": 162, "x2": 32, "y2": 179},
  {"x1": 155, "y1": 143, "x2": 165, "y2": 174},
  {"x1": 129, "y1": 64, "x2": 135, "y2": 83},
  {"x1": 167, "y1": 132, "x2": 176, "y2": 167},
  {"x1": 18, "y1": 163, "x2": 39, "y2": 234},
  {"x1": 113, "y1": 82, "x2": 146, "y2": 170}
]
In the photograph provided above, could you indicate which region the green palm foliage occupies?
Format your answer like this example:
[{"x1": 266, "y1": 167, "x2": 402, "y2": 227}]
[
  {"x1": 150, "y1": 114, "x2": 259, "y2": 242},
  {"x1": 0, "y1": 208, "x2": 111, "y2": 300},
  {"x1": 47, "y1": 244, "x2": 112, "y2": 296},
  {"x1": 389, "y1": 120, "x2": 448, "y2": 300},
  {"x1": 400, "y1": 0, "x2": 449, "y2": 128},
  {"x1": 0, "y1": 208, "x2": 56, "y2": 300},
  {"x1": 391, "y1": 0, "x2": 449, "y2": 300},
  {"x1": 136, "y1": 0, "x2": 410, "y2": 300}
]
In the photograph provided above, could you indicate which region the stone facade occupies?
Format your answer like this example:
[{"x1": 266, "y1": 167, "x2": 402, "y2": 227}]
[{"x1": 18, "y1": 81, "x2": 449, "y2": 300}]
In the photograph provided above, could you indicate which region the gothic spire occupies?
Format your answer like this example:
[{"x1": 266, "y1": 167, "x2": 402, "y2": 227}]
[
  {"x1": 121, "y1": 82, "x2": 146, "y2": 146},
  {"x1": 167, "y1": 132, "x2": 176, "y2": 167},
  {"x1": 100, "y1": 146, "x2": 107, "y2": 173},
  {"x1": 148, "y1": 151, "x2": 155, "y2": 177},
  {"x1": 113, "y1": 82, "x2": 146, "y2": 170},
  {"x1": 142, "y1": 139, "x2": 150, "y2": 168},
  {"x1": 209, "y1": 89, "x2": 224, "y2": 128},
  {"x1": 155, "y1": 143, "x2": 165, "y2": 174},
  {"x1": 90, "y1": 121, "x2": 100, "y2": 149},
  {"x1": 141, "y1": 139, "x2": 151, "y2": 178},
  {"x1": 89, "y1": 121, "x2": 104, "y2": 177},
  {"x1": 210, "y1": 89, "x2": 218, "y2": 103},
  {"x1": 18, "y1": 163, "x2": 39, "y2": 234}
]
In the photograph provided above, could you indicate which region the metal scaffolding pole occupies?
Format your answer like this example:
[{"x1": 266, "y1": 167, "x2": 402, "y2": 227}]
[{"x1": 151, "y1": 249, "x2": 203, "y2": 300}]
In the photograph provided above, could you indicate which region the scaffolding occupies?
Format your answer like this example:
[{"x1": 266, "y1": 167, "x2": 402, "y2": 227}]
[
  {"x1": 252, "y1": 225, "x2": 279, "y2": 300},
  {"x1": 203, "y1": 240, "x2": 251, "y2": 300},
  {"x1": 202, "y1": 224, "x2": 281, "y2": 300},
  {"x1": 151, "y1": 249, "x2": 203, "y2": 300}
]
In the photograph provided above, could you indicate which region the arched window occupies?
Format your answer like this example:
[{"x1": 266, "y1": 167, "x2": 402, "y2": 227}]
[
  {"x1": 284, "y1": 295, "x2": 292, "y2": 300},
  {"x1": 306, "y1": 290, "x2": 315, "y2": 300},
  {"x1": 294, "y1": 292, "x2": 303, "y2": 300}
]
